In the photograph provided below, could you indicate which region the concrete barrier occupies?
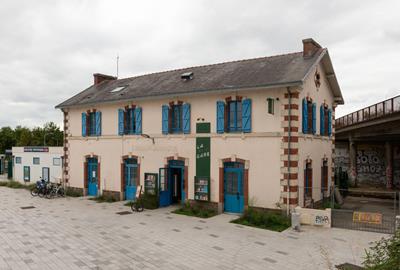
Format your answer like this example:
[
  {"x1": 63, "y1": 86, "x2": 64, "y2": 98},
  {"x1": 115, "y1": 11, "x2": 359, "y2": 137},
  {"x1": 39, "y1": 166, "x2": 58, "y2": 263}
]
[{"x1": 294, "y1": 206, "x2": 331, "y2": 228}]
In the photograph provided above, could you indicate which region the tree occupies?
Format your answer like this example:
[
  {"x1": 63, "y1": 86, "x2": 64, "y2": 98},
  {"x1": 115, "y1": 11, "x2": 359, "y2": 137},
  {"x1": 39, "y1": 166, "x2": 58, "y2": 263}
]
[
  {"x1": 363, "y1": 229, "x2": 400, "y2": 269},
  {"x1": 0, "y1": 127, "x2": 16, "y2": 153}
]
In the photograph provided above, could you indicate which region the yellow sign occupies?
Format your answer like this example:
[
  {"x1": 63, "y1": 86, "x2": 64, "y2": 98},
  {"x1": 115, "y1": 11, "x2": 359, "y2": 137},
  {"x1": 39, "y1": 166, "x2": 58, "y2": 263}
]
[{"x1": 353, "y1": 212, "x2": 382, "y2": 224}]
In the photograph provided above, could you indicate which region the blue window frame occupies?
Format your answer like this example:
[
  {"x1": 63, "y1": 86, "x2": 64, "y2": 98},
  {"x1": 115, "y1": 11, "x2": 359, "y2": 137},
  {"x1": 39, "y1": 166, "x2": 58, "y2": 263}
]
[
  {"x1": 171, "y1": 104, "x2": 183, "y2": 133},
  {"x1": 228, "y1": 101, "x2": 242, "y2": 132}
]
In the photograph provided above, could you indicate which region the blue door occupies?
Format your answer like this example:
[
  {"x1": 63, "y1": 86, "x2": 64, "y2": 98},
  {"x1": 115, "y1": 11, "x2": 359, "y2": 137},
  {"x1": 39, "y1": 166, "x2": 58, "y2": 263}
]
[
  {"x1": 159, "y1": 168, "x2": 170, "y2": 207},
  {"x1": 87, "y1": 158, "x2": 98, "y2": 196},
  {"x1": 224, "y1": 167, "x2": 244, "y2": 213},
  {"x1": 125, "y1": 159, "x2": 137, "y2": 200}
]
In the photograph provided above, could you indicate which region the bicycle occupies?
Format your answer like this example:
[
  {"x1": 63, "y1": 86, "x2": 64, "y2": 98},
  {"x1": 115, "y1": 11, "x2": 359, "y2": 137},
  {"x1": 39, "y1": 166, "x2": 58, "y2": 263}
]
[
  {"x1": 46, "y1": 182, "x2": 65, "y2": 199},
  {"x1": 131, "y1": 186, "x2": 144, "y2": 212}
]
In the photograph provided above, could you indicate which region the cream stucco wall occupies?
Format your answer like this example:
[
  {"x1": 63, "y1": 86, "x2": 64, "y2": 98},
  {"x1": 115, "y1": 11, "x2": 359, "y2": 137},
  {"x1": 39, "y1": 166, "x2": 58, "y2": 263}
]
[
  {"x1": 298, "y1": 62, "x2": 335, "y2": 206},
  {"x1": 66, "y1": 88, "x2": 284, "y2": 209}
]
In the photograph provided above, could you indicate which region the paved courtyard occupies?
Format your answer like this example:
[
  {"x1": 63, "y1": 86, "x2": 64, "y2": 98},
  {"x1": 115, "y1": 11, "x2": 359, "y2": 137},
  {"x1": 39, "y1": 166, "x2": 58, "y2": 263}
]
[{"x1": 0, "y1": 187, "x2": 386, "y2": 270}]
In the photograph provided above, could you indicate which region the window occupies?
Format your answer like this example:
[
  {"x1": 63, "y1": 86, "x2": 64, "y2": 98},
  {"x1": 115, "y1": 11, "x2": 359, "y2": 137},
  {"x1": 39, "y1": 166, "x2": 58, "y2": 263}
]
[
  {"x1": 82, "y1": 111, "x2": 101, "y2": 137},
  {"x1": 304, "y1": 161, "x2": 312, "y2": 199},
  {"x1": 228, "y1": 101, "x2": 242, "y2": 132},
  {"x1": 171, "y1": 104, "x2": 183, "y2": 133},
  {"x1": 320, "y1": 104, "x2": 332, "y2": 136},
  {"x1": 53, "y1": 158, "x2": 61, "y2": 166},
  {"x1": 162, "y1": 103, "x2": 191, "y2": 135},
  {"x1": 33, "y1": 157, "x2": 40, "y2": 165},
  {"x1": 302, "y1": 98, "x2": 316, "y2": 134},
  {"x1": 15, "y1": 157, "x2": 21, "y2": 164},
  {"x1": 321, "y1": 159, "x2": 328, "y2": 193},
  {"x1": 118, "y1": 107, "x2": 142, "y2": 135},
  {"x1": 23, "y1": 166, "x2": 30, "y2": 182},
  {"x1": 267, "y1": 98, "x2": 274, "y2": 114}
]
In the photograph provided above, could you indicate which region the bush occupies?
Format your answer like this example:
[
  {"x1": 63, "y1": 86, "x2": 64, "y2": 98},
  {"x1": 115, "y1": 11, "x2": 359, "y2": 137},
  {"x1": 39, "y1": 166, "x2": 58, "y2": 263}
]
[
  {"x1": 231, "y1": 207, "x2": 291, "y2": 232},
  {"x1": 65, "y1": 188, "x2": 82, "y2": 197},
  {"x1": 172, "y1": 202, "x2": 217, "y2": 218},
  {"x1": 89, "y1": 194, "x2": 117, "y2": 203},
  {"x1": 363, "y1": 229, "x2": 400, "y2": 270},
  {"x1": 0, "y1": 180, "x2": 35, "y2": 191}
]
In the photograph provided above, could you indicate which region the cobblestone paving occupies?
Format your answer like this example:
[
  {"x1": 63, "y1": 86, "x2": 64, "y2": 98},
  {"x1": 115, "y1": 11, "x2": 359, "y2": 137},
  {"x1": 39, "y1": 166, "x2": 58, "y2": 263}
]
[{"x1": 0, "y1": 187, "x2": 385, "y2": 270}]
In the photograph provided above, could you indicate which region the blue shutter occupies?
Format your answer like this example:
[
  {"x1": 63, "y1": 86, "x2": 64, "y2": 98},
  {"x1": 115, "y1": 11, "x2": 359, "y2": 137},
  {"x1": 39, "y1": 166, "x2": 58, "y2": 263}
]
[
  {"x1": 312, "y1": 103, "x2": 316, "y2": 134},
  {"x1": 182, "y1": 103, "x2": 191, "y2": 134},
  {"x1": 81, "y1": 113, "x2": 87, "y2": 137},
  {"x1": 95, "y1": 111, "x2": 101, "y2": 136},
  {"x1": 320, "y1": 105, "x2": 325, "y2": 136},
  {"x1": 216, "y1": 101, "x2": 225, "y2": 134},
  {"x1": 162, "y1": 105, "x2": 169, "y2": 134},
  {"x1": 118, "y1": 109, "x2": 124, "y2": 135},
  {"x1": 135, "y1": 107, "x2": 142, "y2": 134},
  {"x1": 130, "y1": 108, "x2": 135, "y2": 134},
  {"x1": 328, "y1": 109, "x2": 332, "y2": 136},
  {"x1": 302, "y1": 98, "x2": 308, "y2": 134},
  {"x1": 242, "y1": 99, "x2": 252, "y2": 133}
]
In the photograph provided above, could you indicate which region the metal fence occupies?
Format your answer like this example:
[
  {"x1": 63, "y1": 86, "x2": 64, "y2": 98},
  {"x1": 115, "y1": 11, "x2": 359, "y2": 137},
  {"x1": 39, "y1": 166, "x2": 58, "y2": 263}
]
[
  {"x1": 336, "y1": 94, "x2": 400, "y2": 129},
  {"x1": 298, "y1": 186, "x2": 399, "y2": 234}
]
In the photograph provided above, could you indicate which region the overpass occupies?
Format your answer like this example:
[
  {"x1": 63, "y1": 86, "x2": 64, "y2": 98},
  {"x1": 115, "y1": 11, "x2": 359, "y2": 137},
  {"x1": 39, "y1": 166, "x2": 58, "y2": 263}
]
[{"x1": 335, "y1": 95, "x2": 400, "y2": 189}]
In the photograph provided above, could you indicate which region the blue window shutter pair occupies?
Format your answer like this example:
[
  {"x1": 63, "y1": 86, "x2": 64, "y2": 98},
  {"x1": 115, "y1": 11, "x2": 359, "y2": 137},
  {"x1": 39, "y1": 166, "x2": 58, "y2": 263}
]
[
  {"x1": 328, "y1": 109, "x2": 332, "y2": 136},
  {"x1": 118, "y1": 109, "x2": 124, "y2": 135},
  {"x1": 135, "y1": 107, "x2": 142, "y2": 134},
  {"x1": 320, "y1": 105, "x2": 325, "y2": 135},
  {"x1": 162, "y1": 105, "x2": 169, "y2": 134},
  {"x1": 182, "y1": 103, "x2": 191, "y2": 134},
  {"x1": 302, "y1": 98, "x2": 308, "y2": 134},
  {"x1": 242, "y1": 99, "x2": 252, "y2": 133},
  {"x1": 216, "y1": 101, "x2": 225, "y2": 134},
  {"x1": 82, "y1": 113, "x2": 87, "y2": 137},
  {"x1": 95, "y1": 111, "x2": 102, "y2": 136},
  {"x1": 312, "y1": 103, "x2": 316, "y2": 135}
]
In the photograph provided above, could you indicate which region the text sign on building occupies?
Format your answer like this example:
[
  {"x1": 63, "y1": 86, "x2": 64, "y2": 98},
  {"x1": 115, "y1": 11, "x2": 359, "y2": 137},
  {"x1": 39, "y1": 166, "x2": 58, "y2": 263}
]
[
  {"x1": 24, "y1": 147, "x2": 49, "y2": 153},
  {"x1": 353, "y1": 211, "x2": 382, "y2": 225},
  {"x1": 196, "y1": 123, "x2": 210, "y2": 177}
]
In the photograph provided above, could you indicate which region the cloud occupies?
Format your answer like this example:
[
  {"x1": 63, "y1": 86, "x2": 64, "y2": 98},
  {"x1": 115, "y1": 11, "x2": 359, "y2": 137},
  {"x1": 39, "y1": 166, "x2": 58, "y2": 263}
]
[{"x1": 0, "y1": 0, "x2": 399, "y2": 128}]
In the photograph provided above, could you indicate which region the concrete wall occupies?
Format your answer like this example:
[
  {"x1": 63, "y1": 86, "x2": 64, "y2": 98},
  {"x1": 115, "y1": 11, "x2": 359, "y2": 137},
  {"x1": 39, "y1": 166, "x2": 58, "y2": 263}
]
[{"x1": 12, "y1": 147, "x2": 63, "y2": 183}]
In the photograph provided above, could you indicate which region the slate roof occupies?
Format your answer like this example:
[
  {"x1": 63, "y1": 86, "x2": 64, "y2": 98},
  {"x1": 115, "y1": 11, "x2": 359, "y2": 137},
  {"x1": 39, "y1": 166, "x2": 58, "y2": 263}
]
[{"x1": 56, "y1": 48, "x2": 343, "y2": 109}]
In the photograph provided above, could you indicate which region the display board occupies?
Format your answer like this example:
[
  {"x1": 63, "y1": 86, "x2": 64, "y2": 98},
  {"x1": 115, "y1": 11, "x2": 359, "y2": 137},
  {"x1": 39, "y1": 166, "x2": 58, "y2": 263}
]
[
  {"x1": 144, "y1": 173, "x2": 158, "y2": 195},
  {"x1": 194, "y1": 176, "x2": 210, "y2": 201}
]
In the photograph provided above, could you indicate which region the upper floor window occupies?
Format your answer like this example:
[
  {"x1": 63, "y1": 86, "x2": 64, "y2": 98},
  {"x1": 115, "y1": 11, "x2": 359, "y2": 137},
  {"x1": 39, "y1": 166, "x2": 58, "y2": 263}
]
[
  {"x1": 82, "y1": 111, "x2": 102, "y2": 137},
  {"x1": 118, "y1": 106, "x2": 142, "y2": 135},
  {"x1": 228, "y1": 101, "x2": 242, "y2": 132},
  {"x1": 302, "y1": 98, "x2": 316, "y2": 135},
  {"x1": 33, "y1": 157, "x2": 40, "y2": 165},
  {"x1": 320, "y1": 104, "x2": 332, "y2": 136},
  {"x1": 15, "y1": 157, "x2": 22, "y2": 164},
  {"x1": 216, "y1": 98, "x2": 251, "y2": 134},
  {"x1": 53, "y1": 157, "x2": 61, "y2": 166},
  {"x1": 321, "y1": 159, "x2": 328, "y2": 193},
  {"x1": 267, "y1": 98, "x2": 274, "y2": 115},
  {"x1": 162, "y1": 102, "x2": 190, "y2": 135}
]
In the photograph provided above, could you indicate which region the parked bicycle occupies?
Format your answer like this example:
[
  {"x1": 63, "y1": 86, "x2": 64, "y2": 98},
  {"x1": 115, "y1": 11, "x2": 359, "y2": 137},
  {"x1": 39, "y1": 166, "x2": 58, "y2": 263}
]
[
  {"x1": 131, "y1": 185, "x2": 144, "y2": 212},
  {"x1": 31, "y1": 177, "x2": 65, "y2": 199},
  {"x1": 45, "y1": 182, "x2": 65, "y2": 199},
  {"x1": 31, "y1": 177, "x2": 48, "y2": 197}
]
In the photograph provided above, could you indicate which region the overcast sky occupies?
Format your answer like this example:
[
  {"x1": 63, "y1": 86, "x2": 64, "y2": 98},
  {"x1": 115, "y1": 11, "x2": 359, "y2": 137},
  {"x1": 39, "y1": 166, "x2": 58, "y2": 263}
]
[{"x1": 1, "y1": 0, "x2": 399, "y2": 128}]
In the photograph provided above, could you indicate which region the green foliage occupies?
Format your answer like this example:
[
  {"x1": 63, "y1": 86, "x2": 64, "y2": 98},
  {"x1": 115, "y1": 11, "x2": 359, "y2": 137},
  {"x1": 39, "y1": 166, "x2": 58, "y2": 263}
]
[
  {"x1": 363, "y1": 229, "x2": 400, "y2": 270},
  {"x1": 0, "y1": 180, "x2": 35, "y2": 191},
  {"x1": 65, "y1": 188, "x2": 82, "y2": 197},
  {"x1": 89, "y1": 194, "x2": 118, "y2": 203},
  {"x1": 140, "y1": 193, "x2": 159, "y2": 209},
  {"x1": 0, "y1": 122, "x2": 63, "y2": 153},
  {"x1": 231, "y1": 207, "x2": 291, "y2": 232},
  {"x1": 172, "y1": 202, "x2": 217, "y2": 218}
]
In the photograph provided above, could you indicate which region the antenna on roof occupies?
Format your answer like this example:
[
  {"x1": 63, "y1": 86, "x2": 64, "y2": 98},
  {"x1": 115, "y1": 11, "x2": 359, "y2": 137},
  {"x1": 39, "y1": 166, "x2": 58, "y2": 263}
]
[{"x1": 116, "y1": 54, "x2": 119, "y2": 78}]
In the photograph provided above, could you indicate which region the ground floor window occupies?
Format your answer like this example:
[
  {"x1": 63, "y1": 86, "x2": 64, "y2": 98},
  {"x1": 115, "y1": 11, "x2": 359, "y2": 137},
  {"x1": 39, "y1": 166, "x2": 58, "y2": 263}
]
[
  {"x1": 321, "y1": 159, "x2": 328, "y2": 193},
  {"x1": 23, "y1": 166, "x2": 30, "y2": 182},
  {"x1": 304, "y1": 160, "x2": 312, "y2": 199}
]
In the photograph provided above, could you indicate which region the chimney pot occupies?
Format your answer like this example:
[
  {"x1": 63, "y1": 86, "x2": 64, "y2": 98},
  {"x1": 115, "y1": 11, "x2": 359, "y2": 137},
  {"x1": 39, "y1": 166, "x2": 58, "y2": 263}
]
[
  {"x1": 302, "y1": 38, "x2": 322, "y2": 58},
  {"x1": 93, "y1": 73, "x2": 117, "y2": 85}
]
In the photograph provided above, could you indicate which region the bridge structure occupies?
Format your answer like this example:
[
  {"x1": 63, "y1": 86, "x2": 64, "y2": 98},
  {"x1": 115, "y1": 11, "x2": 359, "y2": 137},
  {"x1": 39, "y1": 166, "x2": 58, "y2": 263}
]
[{"x1": 335, "y1": 95, "x2": 400, "y2": 189}]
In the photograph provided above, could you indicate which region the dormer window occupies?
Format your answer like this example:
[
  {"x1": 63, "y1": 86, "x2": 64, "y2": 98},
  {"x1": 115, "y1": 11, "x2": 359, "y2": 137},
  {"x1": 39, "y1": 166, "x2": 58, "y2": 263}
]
[
  {"x1": 110, "y1": 86, "x2": 126, "y2": 93},
  {"x1": 181, "y1": 72, "x2": 193, "y2": 81}
]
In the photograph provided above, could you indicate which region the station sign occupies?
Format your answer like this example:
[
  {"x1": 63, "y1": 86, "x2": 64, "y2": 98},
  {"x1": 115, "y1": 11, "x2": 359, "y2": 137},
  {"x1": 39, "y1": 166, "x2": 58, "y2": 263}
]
[{"x1": 24, "y1": 147, "x2": 49, "y2": 153}]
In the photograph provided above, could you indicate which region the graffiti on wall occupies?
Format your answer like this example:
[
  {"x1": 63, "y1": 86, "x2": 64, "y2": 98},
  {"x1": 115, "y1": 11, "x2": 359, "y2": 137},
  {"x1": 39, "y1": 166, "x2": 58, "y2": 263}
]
[{"x1": 356, "y1": 146, "x2": 386, "y2": 185}]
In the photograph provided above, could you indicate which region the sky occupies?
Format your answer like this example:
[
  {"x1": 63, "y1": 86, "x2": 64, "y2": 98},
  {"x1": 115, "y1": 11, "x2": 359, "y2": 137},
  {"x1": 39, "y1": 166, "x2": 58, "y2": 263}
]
[{"x1": 1, "y1": 0, "x2": 399, "y2": 128}]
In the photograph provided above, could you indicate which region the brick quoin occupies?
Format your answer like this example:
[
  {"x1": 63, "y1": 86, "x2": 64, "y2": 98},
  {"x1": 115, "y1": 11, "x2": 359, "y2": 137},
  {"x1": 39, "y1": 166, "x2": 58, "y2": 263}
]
[
  {"x1": 284, "y1": 126, "x2": 299, "y2": 132},
  {"x1": 284, "y1": 115, "x2": 299, "y2": 121},
  {"x1": 283, "y1": 197, "x2": 298, "y2": 204},
  {"x1": 283, "y1": 136, "x2": 298, "y2": 143},
  {"x1": 283, "y1": 160, "x2": 298, "y2": 167},
  {"x1": 284, "y1": 104, "x2": 299, "y2": 110},
  {"x1": 284, "y1": 186, "x2": 298, "y2": 192},
  {"x1": 283, "y1": 173, "x2": 298, "y2": 180},
  {"x1": 284, "y1": 92, "x2": 299, "y2": 99},
  {"x1": 284, "y1": 148, "x2": 299, "y2": 155}
]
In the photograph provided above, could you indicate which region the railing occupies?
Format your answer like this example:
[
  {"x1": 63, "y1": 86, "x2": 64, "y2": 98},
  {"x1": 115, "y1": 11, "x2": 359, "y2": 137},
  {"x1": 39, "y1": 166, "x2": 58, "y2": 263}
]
[{"x1": 336, "y1": 94, "x2": 400, "y2": 129}]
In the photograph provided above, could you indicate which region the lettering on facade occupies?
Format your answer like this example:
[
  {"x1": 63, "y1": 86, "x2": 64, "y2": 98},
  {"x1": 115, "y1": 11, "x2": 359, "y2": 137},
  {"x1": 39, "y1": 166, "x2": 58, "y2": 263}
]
[
  {"x1": 196, "y1": 144, "x2": 210, "y2": 159},
  {"x1": 353, "y1": 211, "x2": 382, "y2": 225},
  {"x1": 314, "y1": 215, "x2": 330, "y2": 225}
]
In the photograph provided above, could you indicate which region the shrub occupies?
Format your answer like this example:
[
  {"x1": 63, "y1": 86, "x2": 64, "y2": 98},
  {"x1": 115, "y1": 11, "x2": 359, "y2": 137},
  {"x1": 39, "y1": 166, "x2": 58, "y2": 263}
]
[
  {"x1": 65, "y1": 188, "x2": 82, "y2": 197},
  {"x1": 232, "y1": 207, "x2": 291, "y2": 232},
  {"x1": 363, "y1": 229, "x2": 400, "y2": 270},
  {"x1": 172, "y1": 202, "x2": 217, "y2": 218},
  {"x1": 89, "y1": 194, "x2": 117, "y2": 203},
  {"x1": 0, "y1": 180, "x2": 35, "y2": 190}
]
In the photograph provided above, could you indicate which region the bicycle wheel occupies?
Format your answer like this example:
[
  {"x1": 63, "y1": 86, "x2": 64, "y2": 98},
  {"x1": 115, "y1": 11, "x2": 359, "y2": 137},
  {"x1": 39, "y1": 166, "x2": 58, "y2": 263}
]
[
  {"x1": 46, "y1": 190, "x2": 55, "y2": 199},
  {"x1": 130, "y1": 201, "x2": 136, "y2": 212},
  {"x1": 136, "y1": 203, "x2": 144, "y2": 212},
  {"x1": 58, "y1": 188, "x2": 65, "y2": 197},
  {"x1": 38, "y1": 189, "x2": 45, "y2": 198},
  {"x1": 31, "y1": 187, "x2": 39, "y2": 197}
]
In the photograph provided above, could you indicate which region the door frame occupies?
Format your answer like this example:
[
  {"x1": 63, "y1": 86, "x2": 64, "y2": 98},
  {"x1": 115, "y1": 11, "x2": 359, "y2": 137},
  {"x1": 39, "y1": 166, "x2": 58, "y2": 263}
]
[
  {"x1": 164, "y1": 156, "x2": 188, "y2": 204},
  {"x1": 120, "y1": 155, "x2": 140, "y2": 200},
  {"x1": 219, "y1": 157, "x2": 249, "y2": 212},
  {"x1": 168, "y1": 161, "x2": 185, "y2": 203},
  {"x1": 84, "y1": 155, "x2": 100, "y2": 196}
]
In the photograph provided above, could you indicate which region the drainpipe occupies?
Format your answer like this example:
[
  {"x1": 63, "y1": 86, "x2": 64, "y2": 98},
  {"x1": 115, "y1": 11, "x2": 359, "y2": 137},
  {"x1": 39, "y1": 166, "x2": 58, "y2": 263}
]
[{"x1": 286, "y1": 87, "x2": 292, "y2": 216}]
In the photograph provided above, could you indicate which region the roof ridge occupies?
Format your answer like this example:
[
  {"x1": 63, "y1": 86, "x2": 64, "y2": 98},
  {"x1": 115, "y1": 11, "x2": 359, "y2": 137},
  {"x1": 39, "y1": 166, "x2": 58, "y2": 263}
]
[{"x1": 118, "y1": 51, "x2": 303, "y2": 82}]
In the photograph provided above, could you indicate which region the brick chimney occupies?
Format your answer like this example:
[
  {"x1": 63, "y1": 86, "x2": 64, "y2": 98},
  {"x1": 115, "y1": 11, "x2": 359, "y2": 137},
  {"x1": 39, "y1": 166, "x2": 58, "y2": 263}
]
[
  {"x1": 93, "y1": 73, "x2": 117, "y2": 85},
  {"x1": 302, "y1": 38, "x2": 322, "y2": 58}
]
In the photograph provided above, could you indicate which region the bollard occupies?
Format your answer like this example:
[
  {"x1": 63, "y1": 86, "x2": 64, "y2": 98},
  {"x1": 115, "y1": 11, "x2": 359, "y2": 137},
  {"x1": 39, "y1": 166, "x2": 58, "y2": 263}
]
[{"x1": 291, "y1": 212, "x2": 301, "y2": 231}]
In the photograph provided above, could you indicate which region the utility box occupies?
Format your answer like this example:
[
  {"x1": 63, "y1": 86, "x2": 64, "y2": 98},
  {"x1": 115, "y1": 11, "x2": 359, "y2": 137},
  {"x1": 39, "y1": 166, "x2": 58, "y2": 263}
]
[{"x1": 291, "y1": 212, "x2": 301, "y2": 231}]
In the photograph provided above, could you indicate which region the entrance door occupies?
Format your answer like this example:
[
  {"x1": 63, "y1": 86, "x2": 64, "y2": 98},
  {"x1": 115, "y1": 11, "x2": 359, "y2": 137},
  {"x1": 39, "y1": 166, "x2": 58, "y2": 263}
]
[
  {"x1": 170, "y1": 167, "x2": 184, "y2": 204},
  {"x1": 42, "y1": 167, "x2": 50, "y2": 182},
  {"x1": 87, "y1": 158, "x2": 98, "y2": 196},
  {"x1": 224, "y1": 165, "x2": 244, "y2": 213},
  {"x1": 159, "y1": 168, "x2": 170, "y2": 207},
  {"x1": 125, "y1": 159, "x2": 137, "y2": 200}
]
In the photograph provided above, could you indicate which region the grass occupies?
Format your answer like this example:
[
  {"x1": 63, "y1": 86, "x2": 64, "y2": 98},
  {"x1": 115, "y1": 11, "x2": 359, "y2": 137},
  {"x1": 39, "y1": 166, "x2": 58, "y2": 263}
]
[
  {"x1": 89, "y1": 194, "x2": 118, "y2": 203},
  {"x1": 0, "y1": 180, "x2": 35, "y2": 191},
  {"x1": 172, "y1": 203, "x2": 217, "y2": 218},
  {"x1": 65, "y1": 188, "x2": 82, "y2": 197},
  {"x1": 231, "y1": 207, "x2": 291, "y2": 232}
]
